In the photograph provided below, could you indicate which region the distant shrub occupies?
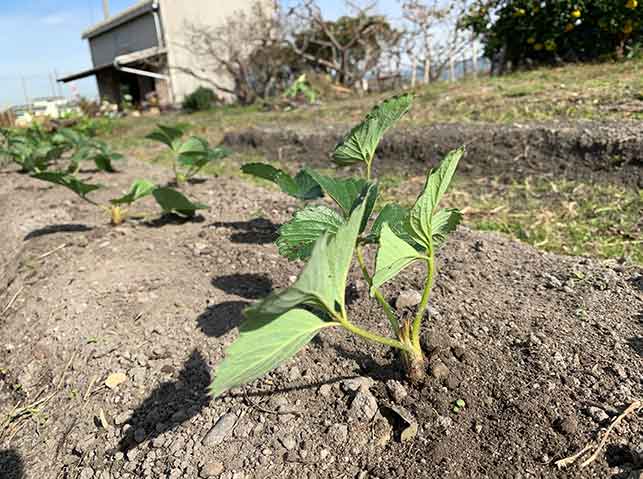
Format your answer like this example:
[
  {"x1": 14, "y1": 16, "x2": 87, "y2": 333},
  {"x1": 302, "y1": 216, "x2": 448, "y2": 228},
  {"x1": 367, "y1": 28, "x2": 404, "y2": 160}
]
[
  {"x1": 464, "y1": 0, "x2": 642, "y2": 70},
  {"x1": 183, "y1": 87, "x2": 218, "y2": 112}
]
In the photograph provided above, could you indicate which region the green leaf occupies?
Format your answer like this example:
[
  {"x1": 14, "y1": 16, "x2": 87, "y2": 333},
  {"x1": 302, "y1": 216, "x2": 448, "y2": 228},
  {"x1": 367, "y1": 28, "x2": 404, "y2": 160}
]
[
  {"x1": 407, "y1": 147, "x2": 464, "y2": 249},
  {"x1": 110, "y1": 179, "x2": 157, "y2": 205},
  {"x1": 367, "y1": 203, "x2": 410, "y2": 242},
  {"x1": 423, "y1": 147, "x2": 465, "y2": 209},
  {"x1": 94, "y1": 152, "x2": 122, "y2": 172},
  {"x1": 246, "y1": 193, "x2": 369, "y2": 321},
  {"x1": 152, "y1": 187, "x2": 208, "y2": 217},
  {"x1": 333, "y1": 93, "x2": 413, "y2": 166},
  {"x1": 31, "y1": 172, "x2": 102, "y2": 199},
  {"x1": 304, "y1": 169, "x2": 368, "y2": 218},
  {"x1": 177, "y1": 136, "x2": 208, "y2": 157},
  {"x1": 431, "y1": 208, "x2": 462, "y2": 246},
  {"x1": 210, "y1": 308, "x2": 331, "y2": 398},
  {"x1": 145, "y1": 124, "x2": 187, "y2": 150},
  {"x1": 372, "y1": 223, "x2": 425, "y2": 290},
  {"x1": 241, "y1": 163, "x2": 323, "y2": 200},
  {"x1": 276, "y1": 205, "x2": 345, "y2": 260},
  {"x1": 352, "y1": 180, "x2": 379, "y2": 233}
]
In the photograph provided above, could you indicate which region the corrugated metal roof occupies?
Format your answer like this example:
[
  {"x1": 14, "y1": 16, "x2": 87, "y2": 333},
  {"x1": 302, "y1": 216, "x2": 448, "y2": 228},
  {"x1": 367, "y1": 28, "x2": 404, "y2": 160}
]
[
  {"x1": 57, "y1": 47, "x2": 167, "y2": 82},
  {"x1": 81, "y1": 0, "x2": 155, "y2": 39}
]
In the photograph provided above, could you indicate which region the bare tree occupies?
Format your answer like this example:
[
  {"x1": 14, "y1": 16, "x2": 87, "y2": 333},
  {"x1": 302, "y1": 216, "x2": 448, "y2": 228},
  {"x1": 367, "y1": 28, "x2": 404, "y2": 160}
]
[
  {"x1": 401, "y1": 0, "x2": 473, "y2": 83},
  {"x1": 286, "y1": 0, "x2": 403, "y2": 88},
  {"x1": 176, "y1": 1, "x2": 299, "y2": 104}
]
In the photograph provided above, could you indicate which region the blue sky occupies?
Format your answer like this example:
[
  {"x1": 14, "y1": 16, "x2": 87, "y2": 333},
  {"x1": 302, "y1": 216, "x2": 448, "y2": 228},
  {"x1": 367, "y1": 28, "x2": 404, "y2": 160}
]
[{"x1": 0, "y1": 0, "x2": 400, "y2": 107}]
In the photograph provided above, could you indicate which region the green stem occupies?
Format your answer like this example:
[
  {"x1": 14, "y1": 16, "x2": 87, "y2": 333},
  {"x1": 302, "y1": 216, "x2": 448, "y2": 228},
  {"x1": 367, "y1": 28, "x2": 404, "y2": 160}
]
[
  {"x1": 365, "y1": 160, "x2": 372, "y2": 181},
  {"x1": 338, "y1": 315, "x2": 414, "y2": 353},
  {"x1": 355, "y1": 244, "x2": 399, "y2": 334},
  {"x1": 411, "y1": 245, "x2": 435, "y2": 351}
]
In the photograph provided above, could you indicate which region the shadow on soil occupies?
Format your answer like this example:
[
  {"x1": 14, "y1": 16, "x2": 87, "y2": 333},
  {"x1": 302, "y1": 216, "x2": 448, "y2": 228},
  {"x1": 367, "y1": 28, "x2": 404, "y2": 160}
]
[
  {"x1": 197, "y1": 301, "x2": 249, "y2": 337},
  {"x1": 144, "y1": 213, "x2": 206, "y2": 228},
  {"x1": 224, "y1": 374, "x2": 362, "y2": 400},
  {"x1": 209, "y1": 218, "x2": 278, "y2": 244},
  {"x1": 0, "y1": 449, "x2": 24, "y2": 479},
  {"x1": 24, "y1": 224, "x2": 92, "y2": 240},
  {"x1": 117, "y1": 349, "x2": 210, "y2": 453},
  {"x1": 211, "y1": 273, "x2": 273, "y2": 299},
  {"x1": 162, "y1": 178, "x2": 208, "y2": 188}
]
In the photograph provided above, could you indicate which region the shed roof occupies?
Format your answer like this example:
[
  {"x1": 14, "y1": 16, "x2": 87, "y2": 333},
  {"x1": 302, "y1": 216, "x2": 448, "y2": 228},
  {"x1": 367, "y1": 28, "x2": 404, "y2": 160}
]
[{"x1": 82, "y1": 0, "x2": 155, "y2": 39}]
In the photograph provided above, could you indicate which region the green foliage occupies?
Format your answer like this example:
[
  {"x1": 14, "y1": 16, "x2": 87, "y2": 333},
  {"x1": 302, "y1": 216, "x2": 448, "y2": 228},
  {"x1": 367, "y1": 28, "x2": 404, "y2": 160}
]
[
  {"x1": 1, "y1": 126, "x2": 65, "y2": 173},
  {"x1": 241, "y1": 163, "x2": 323, "y2": 200},
  {"x1": 0, "y1": 125, "x2": 123, "y2": 174},
  {"x1": 333, "y1": 93, "x2": 413, "y2": 172},
  {"x1": 275, "y1": 205, "x2": 345, "y2": 260},
  {"x1": 284, "y1": 74, "x2": 319, "y2": 104},
  {"x1": 31, "y1": 171, "x2": 102, "y2": 199},
  {"x1": 210, "y1": 309, "x2": 331, "y2": 397},
  {"x1": 182, "y1": 87, "x2": 218, "y2": 112},
  {"x1": 146, "y1": 124, "x2": 231, "y2": 183},
  {"x1": 464, "y1": 0, "x2": 643, "y2": 67},
  {"x1": 30, "y1": 173, "x2": 207, "y2": 224},
  {"x1": 372, "y1": 223, "x2": 425, "y2": 290},
  {"x1": 152, "y1": 187, "x2": 208, "y2": 217},
  {"x1": 110, "y1": 179, "x2": 156, "y2": 205},
  {"x1": 53, "y1": 129, "x2": 123, "y2": 173},
  {"x1": 214, "y1": 95, "x2": 464, "y2": 397}
]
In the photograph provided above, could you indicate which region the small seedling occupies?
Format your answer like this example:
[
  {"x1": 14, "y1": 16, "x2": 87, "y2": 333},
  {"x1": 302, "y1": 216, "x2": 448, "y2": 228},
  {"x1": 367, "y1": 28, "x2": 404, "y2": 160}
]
[
  {"x1": 146, "y1": 124, "x2": 231, "y2": 184},
  {"x1": 452, "y1": 399, "x2": 466, "y2": 413},
  {"x1": 31, "y1": 172, "x2": 206, "y2": 225},
  {"x1": 284, "y1": 74, "x2": 319, "y2": 104},
  {"x1": 211, "y1": 94, "x2": 465, "y2": 397}
]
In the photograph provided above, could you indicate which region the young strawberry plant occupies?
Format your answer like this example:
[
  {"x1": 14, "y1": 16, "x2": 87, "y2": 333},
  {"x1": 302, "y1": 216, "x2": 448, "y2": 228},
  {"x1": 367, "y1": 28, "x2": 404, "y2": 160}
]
[
  {"x1": 52, "y1": 128, "x2": 124, "y2": 173},
  {"x1": 31, "y1": 172, "x2": 207, "y2": 225},
  {"x1": 0, "y1": 126, "x2": 65, "y2": 173},
  {"x1": 146, "y1": 124, "x2": 231, "y2": 184},
  {"x1": 212, "y1": 94, "x2": 464, "y2": 397}
]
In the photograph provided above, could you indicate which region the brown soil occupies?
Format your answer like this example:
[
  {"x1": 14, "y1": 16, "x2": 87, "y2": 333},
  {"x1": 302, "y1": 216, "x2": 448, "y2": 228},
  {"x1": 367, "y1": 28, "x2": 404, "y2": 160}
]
[
  {"x1": 0, "y1": 155, "x2": 641, "y2": 479},
  {"x1": 223, "y1": 121, "x2": 643, "y2": 187}
]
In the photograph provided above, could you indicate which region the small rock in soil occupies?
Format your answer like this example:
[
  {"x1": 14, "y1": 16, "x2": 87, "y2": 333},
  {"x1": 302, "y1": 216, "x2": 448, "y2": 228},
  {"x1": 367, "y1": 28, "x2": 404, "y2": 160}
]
[
  {"x1": 542, "y1": 273, "x2": 563, "y2": 289},
  {"x1": 318, "y1": 384, "x2": 332, "y2": 397},
  {"x1": 386, "y1": 380, "x2": 408, "y2": 403},
  {"x1": 431, "y1": 359, "x2": 449, "y2": 381},
  {"x1": 79, "y1": 467, "x2": 94, "y2": 479},
  {"x1": 341, "y1": 376, "x2": 374, "y2": 394},
  {"x1": 588, "y1": 406, "x2": 610, "y2": 423},
  {"x1": 350, "y1": 390, "x2": 378, "y2": 421},
  {"x1": 200, "y1": 461, "x2": 224, "y2": 478},
  {"x1": 395, "y1": 290, "x2": 422, "y2": 310},
  {"x1": 203, "y1": 413, "x2": 237, "y2": 446},
  {"x1": 557, "y1": 416, "x2": 578, "y2": 435},
  {"x1": 327, "y1": 424, "x2": 348, "y2": 443},
  {"x1": 114, "y1": 410, "x2": 132, "y2": 426},
  {"x1": 278, "y1": 432, "x2": 297, "y2": 451},
  {"x1": 287, "y1": 366, "x2": 301, "y2": 381},
  {"x1": 436, "y1": 415, "x2": 453, "y2": 432}
]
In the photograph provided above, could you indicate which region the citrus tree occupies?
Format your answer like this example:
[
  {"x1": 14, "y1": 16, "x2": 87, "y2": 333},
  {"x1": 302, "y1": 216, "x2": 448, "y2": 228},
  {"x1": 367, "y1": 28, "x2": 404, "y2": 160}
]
[{"x1": 464, "y1": 0, "x2": 641, "y2": 68}]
